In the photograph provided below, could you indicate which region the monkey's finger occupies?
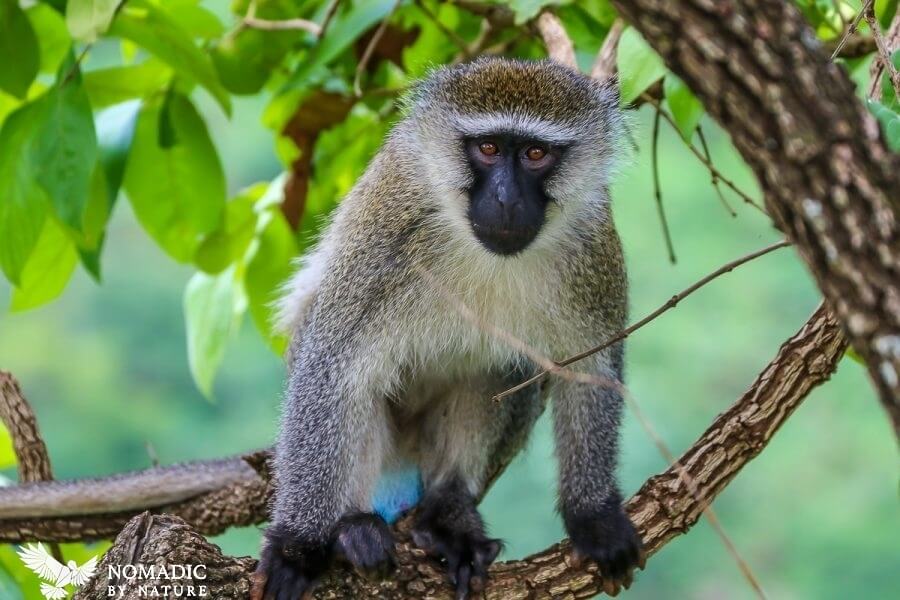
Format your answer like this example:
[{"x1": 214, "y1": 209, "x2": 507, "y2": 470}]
[
  {"x1": 250, "y1": 571, "x2": 267, "y2": 600},
  {"x1": 454, "y1": 562, "x2": 473, "y2": 600}
]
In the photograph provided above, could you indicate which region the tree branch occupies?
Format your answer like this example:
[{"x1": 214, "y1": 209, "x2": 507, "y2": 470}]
[
  {"x1": 609, "y1": 0, "x2": 900, "y2": 440},
  {"x1": 68, "y1": 305, "x2": 845, "y2": 598}
]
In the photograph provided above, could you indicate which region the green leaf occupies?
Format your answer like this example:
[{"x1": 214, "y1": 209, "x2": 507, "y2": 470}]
[
  {"x1": 508, "y1": 0, "x2": 557, "y2": 25},
  {"x1": 0, "y1": 0, "x2": 40, "y2": 98},
  {"x1": 109, "y1": 0, "x2": 231, "y2": 115},
  {"x1": 245, "y1": 207, "x2": 296, "y2": 355},
  {"x1": 0, "y1": 99, "x2": 50, "y2": 285},
  {"x1": 195, "y1": 185, "x2": 262, "y2": 274},
  {"x1": 0, "y1": 422, "x2": 16, "y2": 470},
  {"x1": 166, "y1": 0, "x2": 224, "y2": 40},
  {"x1": 123, "y1": 93, "x2": 225, "y2": 262},
  {"x1": 10, "y1": 217, "x2": 78, "y2": 311},
  {"x1": 663, "y1": 75, "x2": 704, "y2": 141},
  {"x1": 83, "y1": 60, "x2": 171, "y2": 108},
  {"x1": 75, "y1": 100, "x2": 140, "y2": 277},
  {"x1": 66, "y1": 0, "x2": 123, "y2": 42},
  {"x1": 31, "y1": 55, "x2": 99, "y2": 233},
  {"x1": 26, "y1": 3, "x2": 72, "y2": 75},
  {"x1": 184, "y1": 266, "x2": 245, "y2": 397},
  {"x1": 866, "y1": 98, "x2": 900, "y2": 152},
  {"x1": 285, "y1": 0, "x2": 396, "y2": 91},
  {"x1": 617, "y1": 26, "x2": 666, "y2": 105}
]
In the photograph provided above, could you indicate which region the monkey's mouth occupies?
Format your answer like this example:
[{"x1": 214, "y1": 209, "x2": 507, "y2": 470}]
[{"x1": 471, "y1": 223, "x2": 540, "y2": 256}]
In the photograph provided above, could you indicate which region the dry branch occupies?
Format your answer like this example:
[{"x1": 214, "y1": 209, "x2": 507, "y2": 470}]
[
  {"x1": 535, "y1": 11, "x2": 577, "y2": 68},
  {"x1": 67, "y1": 305, "x2": 845, "y2": 599},
  {"x1": 610, "y1": 0, "x2": 900, "y2": 440}
]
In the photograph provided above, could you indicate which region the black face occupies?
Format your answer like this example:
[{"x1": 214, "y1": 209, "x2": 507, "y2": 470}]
[{"x1": 464, "y1": 134, "x2": 563, "y2": 256}]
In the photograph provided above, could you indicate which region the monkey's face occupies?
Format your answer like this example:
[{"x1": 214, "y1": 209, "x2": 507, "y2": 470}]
[{"x1": 463, "y1": 134, "x2": 565, "y2": 256}]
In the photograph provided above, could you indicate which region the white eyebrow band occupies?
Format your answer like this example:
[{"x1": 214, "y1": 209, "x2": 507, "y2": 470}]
[{"x1": 451, "y1": 112, "x2": 580, "y2": 144}]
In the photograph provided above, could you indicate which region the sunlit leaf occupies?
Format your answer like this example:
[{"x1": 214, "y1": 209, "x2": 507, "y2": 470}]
[
  {"x1": 26, "y1": 3, "x2": 71, "y2": 75},
  {"x1": 617, "y1": 26, "x2": 666, "y2": 105},
  {"x1": 83, "y1": 60, "x2": 171, "y2": 108},
  {"x1": 109, "y1": 0, "x2": 231, "y2": 114},
  {"x1": 866, "y1": 98, "x2": 900, "y2": 151},
  {"x1": 664, "y1": 75, "x2": 704, "y2": 141},
  {"x1": 0, "y1": 0, "x2": 39, "y2": 98},
  {"x1": 245, "y1": 208, "x2": 296, "y2": 355},
  {"x1": 184, "y1": 266, "x2": 245, "y2": 397},
  {"x1": 0, "y1": 423, "x2": 16, "y2": 470},
  {"x1": 123, "y1": 93, "x2": 225, "y2": 262},
  {"x1": 166, "y1": 0, "x2": 224, "y2": 39},
  {"x1": 10, "y1": 218, "x2": 78, "y2": 311},
  {"x1": 66, "y1": 0, "x2": 123, "y2": 42},
  {"x1": 507, "y1": 0, "x2": 557, "y2": 25},
  {"x1": 195, "y1": 185, "x2": 262, "y2": 274}
]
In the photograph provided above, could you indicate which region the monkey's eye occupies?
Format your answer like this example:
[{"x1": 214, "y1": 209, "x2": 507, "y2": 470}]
[
  {"x1": 525, "y1": 146, "x2": 547, "y2": 161},
  {"x1": 479, "y1": 141, "x2": 499, "y2": 156}
]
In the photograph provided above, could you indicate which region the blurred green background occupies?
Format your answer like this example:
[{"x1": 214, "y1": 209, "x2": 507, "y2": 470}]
[{"x1": 1, "y1": 100, "x2": 896, "y2": 598}]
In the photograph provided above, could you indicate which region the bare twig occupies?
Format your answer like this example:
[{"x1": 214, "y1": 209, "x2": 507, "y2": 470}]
[
  {"x1": 494, "y1": 240, "x2": 790, "y2": 401},
  {"x1": 353, "y1": 0, "x2": 403, "y2": 97},
  {"x1": 318, "y1": 0, "x2": 342, "y2": 39},
  {"x1": 864, "y1": 7, "x2": 900, "y2": 99},
  {"x1": 642, "y1": 94, "x2": 766, "y2": 213},
  {"x1": 651, "y1": 107, "x2": 677, "y2": 263},
  {"x1": 697, "y1": 125, "x2": 737, "y2": 216},
  {"x1": 591, "y1": 19, "x2": 625, "y2": 80},
  {"x1": 535, "y1": 11, "x2": 577, "y2": 68},
  {"x1": 830, "y1": 0, "x2": 874, "y2": 60}
]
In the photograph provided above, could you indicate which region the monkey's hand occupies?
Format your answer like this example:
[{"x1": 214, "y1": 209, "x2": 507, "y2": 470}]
[
  {"x1": 412, "y1": 512, "x2": 502, "y2": 600},
  {"x1": 252, "y1": 515, "x2": 395, "y2": 600},
  {"x1": 563, "y1": 496, "x2": 645, "y2": 592},
  {"x1": 251, "y1": 524, "x2": 329, "y2": 600}
]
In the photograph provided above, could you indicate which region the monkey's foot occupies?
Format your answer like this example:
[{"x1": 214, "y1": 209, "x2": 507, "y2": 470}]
[
  {"x1": 251, "y1": 524, "x2": 329, "y2": 600},
  {"x1": 563, "y1": 498, "x2": 646, "y2": 594},
  {"x1": 332, "y1": 512, "x2": 396, "y2": 578},
  {"x1": 411, "y1": 517, "x2": 502, "y2": 600}
]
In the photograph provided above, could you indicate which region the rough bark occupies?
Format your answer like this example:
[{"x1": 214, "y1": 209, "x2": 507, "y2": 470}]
[
  {"x1": 72, "y1": 305, "x2": 847, "y2": 599},
  {"x1": 0, "y1": 371, "x2": 54, "y2": 483},
  {"x1": 609, "y1": 0, "x2": 900, "y2": 438}
]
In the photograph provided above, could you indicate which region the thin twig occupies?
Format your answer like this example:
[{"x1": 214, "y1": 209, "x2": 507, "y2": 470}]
[
  {"x1": 864, "y1": 6, "x2": 900, "y2": 99},
  {"x1": 697, "y1": 125, "x2": 737, "y2": 217},
  {"x1": 591, "y1": 19, "x2": 625, "y2": 80},
  {"x1": 353, "y1": 0, "x2": 403, "y2": 98},
  {"x1": 242, "y1": 0, "x2": 321, "y2": 34},
  {"x1": 651, "y1": 107, "x2": 677, "y2": 263},
  {"x1": 535, "y1": 10, "x2": 577, "y2": 68},
  {"x1": 494, "y1": 240, "x2": 791, "y2": 401},
  {"x1": 318, "y1": 0, "x2": 342, "y2": 39},
  {"x1": 642, "y1": 94, "x2": 766, "y2": 213},
  {"x1": 830, "y1": 0, "x2": 873, "y2": 60}
]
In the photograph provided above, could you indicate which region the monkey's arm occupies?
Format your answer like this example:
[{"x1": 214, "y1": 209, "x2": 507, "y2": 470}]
[{"x1": 551, "y1": 349, "x2": 643, "y2": 580}]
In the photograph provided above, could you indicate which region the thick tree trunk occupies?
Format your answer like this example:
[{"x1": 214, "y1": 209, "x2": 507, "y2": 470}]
[
  {"x1": 74, "y1": 305, "x2": 846, "y2": 599},
  {"x1": 609, "y1": 0, "x2": 900, "y2": 437}
]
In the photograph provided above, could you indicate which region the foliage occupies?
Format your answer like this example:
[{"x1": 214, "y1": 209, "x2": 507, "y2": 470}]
[{"x1": 0, "y1": 0, "x2": 895, "y2": 401}]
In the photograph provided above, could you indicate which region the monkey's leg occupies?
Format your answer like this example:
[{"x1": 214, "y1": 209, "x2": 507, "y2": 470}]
[
  {"x1": 411, "y1": 372, "x2": 543, "y2": 599},
  {"x1": 253, "y1": 352, "x2": 395, "y2": 600},
  {"x1": 552, "y1": 354, "x2": 644, "y2": 586}
]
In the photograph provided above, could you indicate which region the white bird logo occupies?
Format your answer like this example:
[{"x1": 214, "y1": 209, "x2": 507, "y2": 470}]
[{"x1": 17, "y1": 543, "x2": 98, "y2": 600}]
